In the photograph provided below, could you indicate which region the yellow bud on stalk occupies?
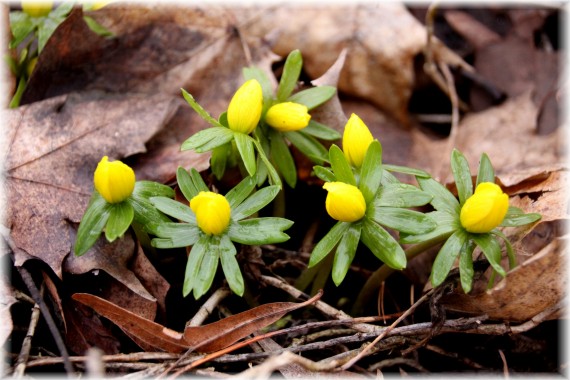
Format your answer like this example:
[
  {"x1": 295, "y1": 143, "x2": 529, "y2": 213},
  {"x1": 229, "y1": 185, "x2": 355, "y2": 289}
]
[
  {"x1": 227, "y1": 79, "x2": 263, "y2": 135},
  {"x1": 190, "y1": 192, "x2": 231, "y2": 236},
  {"x1": 460, "y1": 182, "x2": 509, "y2": 233},
  {"x1": 94, "y1": 156, "x2": 135, "y2": 204},
  {"x1": 21, "y1": 1, "x2": 53, "y2": 17},
  {"x1": 343, "y1": 113, "x2": 374, "y2": 168},
  {"x1": 265, "y1": 102, "x2": 311, "y2": 132},
  {"x1": 323, "y1": 182, "x2": 366, "y2": 222}
]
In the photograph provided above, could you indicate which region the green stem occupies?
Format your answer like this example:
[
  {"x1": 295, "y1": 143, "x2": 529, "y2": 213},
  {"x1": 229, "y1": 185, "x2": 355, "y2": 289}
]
[
  {"x1": 251, "y1": 136, "x2": 282, "y2": 188},
  {"x1": 351, "y1": 233, "x2": 450, "y2": 315}
]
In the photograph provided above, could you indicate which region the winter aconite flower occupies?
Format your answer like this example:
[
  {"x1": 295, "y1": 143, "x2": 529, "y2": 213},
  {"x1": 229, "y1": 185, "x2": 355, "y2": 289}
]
[
  {"x1": 21, "y1": 1, "x2": 53, "y2": 17},
  {"x1": 94, "y1": 156, "x2": 135, "y2": 204},
  {"x1": 265, "y1": 102, "x2": 311, "y2": 132},
  {"x1": 190, "y1": 192, "x2": 231, "y2": 236},
  {"x1": 460, "y1": 182, "x2": 509, "y2": 233},
  {"x1": 343, "y1": 113, "x2": 374, "y2": 168},
  {"x1": 227, "y1": 79, "x2": 263, "y2": 134},
  {"x1": 323, "y1": 182, "x2": 366, "y2": 222}
]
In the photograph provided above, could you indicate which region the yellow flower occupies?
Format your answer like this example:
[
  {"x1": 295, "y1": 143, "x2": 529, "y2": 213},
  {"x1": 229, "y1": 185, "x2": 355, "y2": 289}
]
[
  {"x1": 94, "y1": 156, "x2": 135, "y2": 204},
  {"x1": 323, "y1": 182, "x2": 366, "y2": 222},
  {"x1": 460, "y1": 182, "x2": 509, "y2": 233},
  {"x1": 227, "y1": 79, "x2": 263, "y2": 134},
  {"x1": 21, "y1": 1, "x2": 53, "y2": 17},
  {"x1": 343, "y1": 113, "x2": 374, "y2": 168},
  {"x1": 265, "y1": 102, "x2": 311, "y2": 132},
  {"x1": 190, "y1": 192, "x2": 231, "y2": 235}
]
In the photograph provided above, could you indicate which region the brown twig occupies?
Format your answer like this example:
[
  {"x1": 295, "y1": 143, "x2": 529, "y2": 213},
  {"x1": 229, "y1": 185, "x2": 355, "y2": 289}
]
[
  {"x1": 13, "y1": 300, "x2": 41, "y2": 377},
  {"x1": 499, "y1": 349, "x2": 509, "y2": 378},
  {"x1": 187, "y1": 287, "x2": 232, "y2": 327},
  {"x1": 425, "y1": 344, "x2": 485, "y2": 369},
  {"x1": 368, "y1": 357, "x2": 429, "y2": 373}
]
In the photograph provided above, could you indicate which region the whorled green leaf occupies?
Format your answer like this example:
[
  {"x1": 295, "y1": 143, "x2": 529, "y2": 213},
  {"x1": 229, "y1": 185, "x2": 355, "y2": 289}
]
[
  {"x1": 151, "y1": 223, "x2": 200, "y2": 249},
  {"x1": 381, "y1": 169, "x2": 400, "y2": 185},
  {"x1": 476, "y1": 152, "x2": 495, "y2": 186},
  {"x1": 459, "y1": 240, "x2": 476, "y2": 293},
  {"x1": 430, "y1": 230, "x2": 468, "y2": 287},
  {"x1": 38, "y1": 16, "x2": 61, "y2": 53},
  {"x1": 470, "y1": 233, "x2": 506, "y2": 277},
  {"x1": 193, "y1": 239, "x2": 221, "y2": 299},
  {"x1": 83, "y1": 15, "x2": 114, "y2": 37},
  {"x1": 383, "y1": 164, "x2": 431, "y2": 178},
  {"x1": 181, "y1": 88, "x2": 224, "y2": 128},
  {"x1": 367, "y1": 207, "x2": 436, "y2": 235},
  {"x1": 9, "y1": 12, "x2": 35, "y2": 49},
  {"x1": 183, "y1": 234, "x2": 210, "y2": 297},
  {"x1": 328, "y1": 144, "x2": 356, "y2": 186},
  {"x1": 228, "y1": 218, "x2": 293, "y2": 245},
  {"x1": 211, "y1": 143, "x2": 230, "y2": 180},
  {"x1": 180, "y1": 126, "x2": 234, "y2": 153},
  {"x1": 361, "y1": 220, "x2": 406, "y2": 270},
  {"x1": 417, "y1": 177, "x2": 460, "y2": 215},
  {"x1": 231, "y1": 185, "x2": 281, "y2": 220},
  {"x1": 177, "y1": 167, "x2": 208, "y2": 202},
  {"x1": 492, "y1": 230, "x2": 517, "y2": 269},
  {"x1": 50, "y1": 2, "x2": 74, "y2": 18},
  {"x1": 74, "y1": 192, "x2": 112, "y2": 256},
  {"x1": 288, "y1": 86, "x2": 336, "y2": 110},
  {"x1": 278, "y1": 49, "x2": 303, "y2": 102},
  {"x1": 302, "y1": 120, "x2": 341, "y2": 141},
  {"x1": 234, "y1": 133, "x2": 257, "y2": 177},
  {"x1": 451, "y1": 149, "x2": 473, "y2": 205},
  {"x1": 225, "y1": 176, "x2": 256, "y2": 209},
  {"x1": 133, "y1": 181, "x2": 175, "y2": 199},
  {"x1": 252, "y1": 138, "x2": 282, "y2": 187},
  {"x1": 358, "y1": 140, "x2": 383, "y2": 203},
  {"x1": 105, "y1": 201, "x2": 134, "y2": 242},
  {"x1": 313, "y1": 166, "x2": 336, "y2": 183},
  {"x1": 500, "y1": 206, "x2": 541, "y2": 227},
  {"x1": 373, "y1": 183, "x2": 433, "y2": 208},
  {"x1": 284, "y1": 130, "x2": 328, "y2": 165},
  {"x1": 270, "y1": 129, "x2": 297, "y2": 188},
  {"x1": 129, "y1": 194, "x2": 172, "y2": 235},
  {"x1": 399, "y1": 211, "x2": 458, "y2": 244},
  {"x1": 332, "y1": 223, "x2": 362, "y2": 286},
  {"x1": 308, "y1": 221, "x2": 350, "y2": 267},
  {"x1": 150, "y1": 196, "x2": 195, "y2": 223},
  {"x1": 219, "y1": 234, "x2": 244, "y2": 296}
]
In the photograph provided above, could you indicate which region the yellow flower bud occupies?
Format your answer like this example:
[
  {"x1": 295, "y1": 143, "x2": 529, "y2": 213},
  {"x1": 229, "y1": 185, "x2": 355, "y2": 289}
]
[
  {"x1": 227, "y1": 79, "x2": 263, "y2": 134},
  {"x1": 94, "y1": 156, "x2": 135, "y2": 204},
  {"x1": 21, "y1": 1, "x2": 53, "y2": 17},
  {"x1": 343, "y1": 113, "x2": 374, "y2": 168},
  {"x1": 265, "y1": 102, "x2": 311, "y2": 132},
  {"x1": 190, "y1": 192, "x2": 231, "y2": 235},
  {"x1": 323, "y1": 182, "x2": 366, "y2": 222},
  {"x1": 460, "y1": 182, "x2": 509, "y2": 233}
]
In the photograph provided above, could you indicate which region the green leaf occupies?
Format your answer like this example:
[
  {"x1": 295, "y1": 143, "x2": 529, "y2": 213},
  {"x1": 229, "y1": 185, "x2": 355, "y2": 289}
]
[
  {"x1": 308, "y1": 222, "x2": 350, "y2": 267},
  {"x1": 252, "y1": 137, "x2": 282, "y2": 187},
  {"x1": 459, "y1": 240, "x2": 476, "y2": 293},
  {"x1": 358, "y1": 140, "x2": 383, "y2": 203},
  {"x1": 219, "y1": 235, "x2": 244, "y2": 296},
  {"x1": 128, "y1": 195, "x2": 172, "y2": 234},
  {"x1": 471, "y1": 234, "x2": 506, "y2": 277},
  {"x1": 476, "y1": 153, "x2": 495, "y2": 185},
  {"x1": 9, "y1": 76, "x2": 27, "y2": 109},
  {"x1": 302, "y1": 120, "x2": 341, "y2": 140},
  {"x1": 332, "y1": 223, "x2": 362, "y2": 286},
  {"x1": 381, "y1": 169, "x2": 400, "y2": 185},
  {"x1": 37, "y1": 16, "x2": 61, "y2": 53},
  {"x1": 500, "y1": 206, "x2": 541, "y2": 227},
  {"x1": 183, "y1": 235, "x2": 209, "y2": 297},
  {"x1": 225, "y1": 176, "x2": 256, "y2": 209},
  {"x1": 177, "y1": 167, "x2": 208, "y2": 202},
  {"x1": 211, "y1": 142, "x2": 230, "y2": 180},
  {"x1": 193, "y1": 238, "x2": 220, "y2": 299},
  {"x1": 430, "y1": 230, "x2": 468, "y2": 287},
  {"x1": 399, "y1": 211, "x2": 458, "y2": 244},
  {"x1": 133, "y1": 181, "x2": 174, "y2": 199},
  {"x1": 373, "y1": 183, "x2": 433, "y2": 208},
  {"x1": 417, "y1": 177, "x2": 460, "y2": 215},
  {"x1": 288, "y1": 86, "x2": 336, "y2": 110},
  {"x1": 231, "y1": 185, "x2": 280, "y2": 220},
  {"x1": 313, "y1": 166, "x2": 336, "y2": 182},
  {"x1": 361, "y1": 220, "x2": 406, "y2": 270},
  {"x1": 270, "y1": 129, "x2": 297, "y2": 188},
  {"x1": 180, "y1": 126, "x2": 234, "y2": 153},
  {"x1": 9, "y1": 12, "x2": 35, "y2": 49},
  {"x1": 151, "y1": 223, "x2": 200, "y2": 249},
  {"x1": 83, "y1": 15, "x2": 114, "y2": 37},
  {"x1": 328, "y1": 144, "x2": 356, "y2": 186},
  {"x1": 74, "y1": 192, "x2": 112, "y2": 256},
  {"x1": 284, "y1": 130, "x2": 328, "y2": 164},
  {"x1": 150, "y1": 196, "x2": 195, "y2": 223},
  {"x1": 277, "y1": 49, "x2": 303, "y2": 101},
  {"x1": 50, "y1": 2, "x2": 74, "y2": 18},
  {"x1": 383, "y1": 164, "x2": 431, "y2": 178},
  {"x1": 228, "y1": 218, "x2": 293, "y2": 245},
  {"x1": 368, "y1": 207, "x2": 436, "y2": 235},
  {"x1": 451, "y1": 149, "x2": 473, "y2": 205},
  {"x1": 105, "y1": 201, "x2": 134, "y2": 242},
  {"x1": 492, "y1": 230, "x2": 517, "y2": 269},
  {"x1": 181, "y1": 88, "x2": 224, "y2": 128},
  {"x1": 234, "y1": 133, "x2": 257, "y2": 177}
]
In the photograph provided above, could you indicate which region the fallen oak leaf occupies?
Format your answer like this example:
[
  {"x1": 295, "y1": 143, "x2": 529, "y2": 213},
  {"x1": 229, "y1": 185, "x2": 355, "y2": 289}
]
[{"x1": 72, "y1": 290, "x2": 323, "y2": 353}]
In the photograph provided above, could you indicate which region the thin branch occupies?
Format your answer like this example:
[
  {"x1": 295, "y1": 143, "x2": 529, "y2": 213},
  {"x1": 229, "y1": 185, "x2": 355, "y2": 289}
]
[
  {"x1": 13, "y1": 301, "x2": 41, "y2": 377},
  {"x1": 187, "y1": 287, "x2": 231, "y2": 327}
]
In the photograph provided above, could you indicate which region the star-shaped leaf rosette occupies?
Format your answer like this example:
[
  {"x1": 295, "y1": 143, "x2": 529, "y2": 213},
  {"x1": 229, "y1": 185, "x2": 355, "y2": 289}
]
[
  {"x1": 307, "y1": 114, "x2": 437, "y2": 286},
  {"x1": 149, "y1": 167, "x2": 293, "y2": 299}
]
